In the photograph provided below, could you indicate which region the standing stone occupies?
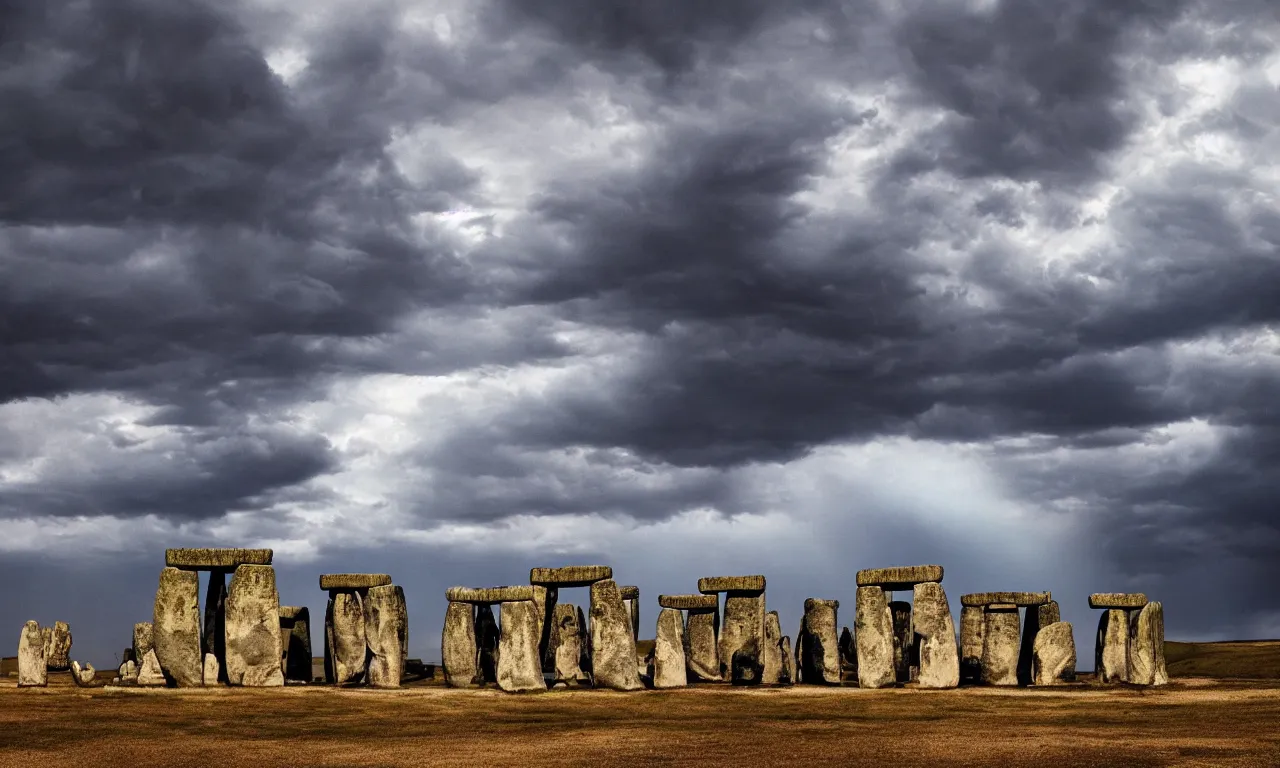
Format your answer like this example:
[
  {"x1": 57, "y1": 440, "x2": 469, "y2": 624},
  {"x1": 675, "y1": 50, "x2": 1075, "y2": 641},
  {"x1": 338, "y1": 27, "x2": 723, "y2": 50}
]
[
  {"x1": 136, "y1": 649, "x2": 166, "y2": 686},
  {"x1": 203, "y1": 654, "x2": 220, "y2": 686},
  {"x1": 621, "y1": 587, "x2": 641, "y2": 644},
  {"x1": 154, "y1": 567, "x2": 203, "y2": 687},
  {"x1": 118, "y1": 659, "x2": 138, "y2": 682},
  {"x1": 959, "y1": 606, "x2": 984, "y2": 684},
  {"x1": 331, "y1": 591, "x2": 367, "y2": 685},
  {"x1": 1149, "y1": 602, "x2": 1168, "y2": 686},
  {"x1": 980, "y1": 604, "x2": 1020, "y2": 686},
  {"x1": 70, "y1": 660, "x2": 96, "y2": 687},
  {"x1": 365, "y1": 584, "x2": 407, "y2": 688},
  {"x1": 225, "y1": 564, "x2": 284, "y2": 687},
  {"x1": 654, "y1": 607, "x2": 688, "y2": 688},
  {"x1": 1017, "y1": 604, "x2": 1041, "y2": 686},
  {"x1": 801, "y1": 599, "x2": 841, "y2": 684},
  {"x1": 323, "y1": 596, "x2": 336, "y2": 683},
  {"x1": 495, "y1": 600, "x2": 544, "y2": 692},
  {"x1": 18, "y1": 621, "x2": 47, "y2": 687},
  {"x1": 532, "y1": 585, "x2": 558, "y2": 673},
  {"x1": 779, "y1": 635, "x2": 794, "y2": 685},
  {"x1": 855, "y1": 586, "x2": 895, "y2": 689},
  {"x1": 1033, "y1": 621, "x2": 1076, "y2": 685},
  {"x1": 589, "y1": 579, "x2": 643, "y2": 691},
  {"x1": 1096, "y1": 608, "x2": 1129, "y2": 684},
  {"x1": 913, "y1": 582, "x2": 960, "y2": 689},
  {"x1": 442, "y1": 601, "x2": 479, "y2": 687},
  {"x1": 133, "y1": 622, "x2": 155, "y2": 663},
  {"x1": 576, "y1": 605, "x2": 592, "y2": 680},
  {"x1": 549, "y1": 603, "x2": 588, "y2": 686},
  {"x1": 1038, "y1": 600, "x2": 1061, "y2": 627},
  {"x1": 202, "y1": 573, "x2": 227, "y2": 683},
  {"x1": 721, "y1": 592, "x2": 766, "y2": 685},
  {"x1": 685, "y1": 605, "x2": 720, "y2": 682},
  {"x1": 761, "y1": 611, "x2": 784, "y2": 685},
  {"x1": 43, "y1": 621, "x2": 72, "y2": 670},
  {"x1": 889, "y1": 600, "x2": 912, "y2": 683},
  {"x1": 280, "y1": 606, "x2": 312, "y2": 682},
  {"x1": 1129, "y1": 601, "x2": 1168, "y2": 686},
  {"x1": 839, "y1": 626, "x2": 858, "y2": 682},
  {"x1": 394, "y1": 585, "x2": 409, "y2": 671},
  {"x1": 475, "y1": 604, "x2": 499, "y2": 684}
]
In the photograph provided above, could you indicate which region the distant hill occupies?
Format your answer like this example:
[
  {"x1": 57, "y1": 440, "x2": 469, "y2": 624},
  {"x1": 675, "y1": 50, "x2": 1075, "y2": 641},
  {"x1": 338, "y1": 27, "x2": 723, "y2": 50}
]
[{"x1": 1166, "y1": 640, "x2": 1280, "y2": 679}]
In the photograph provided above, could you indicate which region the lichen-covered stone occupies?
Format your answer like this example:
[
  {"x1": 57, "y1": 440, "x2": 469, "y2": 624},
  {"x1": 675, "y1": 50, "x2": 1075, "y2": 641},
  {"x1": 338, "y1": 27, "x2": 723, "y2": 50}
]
[
  {"x1": 442, "y1": 601, "x2": 478, "y2": 687},
  {"x1": 225, "y1": 564, "x2": 284, "y2": 687},
  {"x1": 839, "y1": 626, "x2": 857, "y2": 682},
  {"x1": 621, "y1": 588, "x2": 640, "y2": 642},
  {"x1": 1038, "y1": 600, "x2": 1061, "y2": 627},
  {"x1": 529, "y1": 565, "x2": 613, "y2": 587},
  {"x1": 1129, "y1": 601, "x2": 1168, "y2": 686},
  {"x1": 136, "y1": 649, "x2": 166, "y2": 686},
  {"x1": 698, "y1": 575, "x2": 766, "y2": 594},
  {"x1": 1089, "y1": 593, "x2": 1147, "y2": 609},
  {"x1": 761, "y1": 611, "x2": 784, "y2": 685},
  {"x1": 959, "y1": 606, "x2": 984, "y2": 684},
  {"x1": 980, "y1": 604, "x2": 1020, "y2": 686},
  {"x1": 618, "y1": 585, "x2": 640, "y2": 600},
  {"x1": 1149, "y1": 602, "x2": 1168, "y2": 686},
  {"x1": 393, "y1": 586, "x2": 408, "y2": 671},
  {"x1": 166, "y1": 548, "x2": 272, "y2": 569},
  {"x1": 855, "y1": 586, "x2": 895, "y2": 688},
  {"x1": 780, "y1": 634, "x2": 794, "y2": 685},
  {"x1": 889, "y1": 600, "x2": 913, "y2": 683},
  {"x1": 960, "y1": 591, "x2": 1052, "y2": 607},
  {"x1": 1096, "y1": 608, "x2": 1129, "y2": 683},
  {"x1": 133, "y1": 622, "x2": 154, "y2": 664},
  {"x1": 801, "y1": 598, "x2": 840, "y2": 684},
  {"x1": 446, "y1": 585, "x2": 535, "y2": 604},
  {"x1": 658, "y1": 594, "x2": 719, "y2": 610},
  {"x1": 71, "y1": 660, "x2": 96, "y2": 687},
  {"x1": 279, "y1": 606, "x2": 312, "y2": 682},
  {"x1": 18, "y1": 621, "x2": 46, "y2": 687},
  {"x1": 549, "y1": 603, "x2": 588, "y2": 686},
  {"x1": 319, "y1": 573, "x2": 392, "y2": 591},
  {"x1": 365, "y1": 584, "x2": 407, "y2": 688},
  {"x1": 43, "y1": 621, "x2": 72, "y2": 671},
  {"x1": 154, "y1": 567, "x2": 203, "y2": 687},
  {"x1": 684, "y1": 605, "x2": 720, "y2": 682},
  {"x1": 475, "y1": 604, "x2": 499, "y2": 684},
  {"x1": 856, "y1": 565, "x2": 944, "y2": 590},
  {"x1": 914, "y1": 582, "x2": 960, "y2": 689},
  {"x1": 1033, "y1": 621, "x2": 1076, "y2": 685},
  {"x1": 589, "y1": 579, "x2": 643, "y2": 690},
  {"x1": 654, "y1": 607, "x2": 687, "y2": 688},
  {"x1": 203, "y1": 653, "x2": 220, "y2": 686},
  {"x1": 202, "y1": 574, "x2": 227, "y2": 683},
  {"x1": 721, "y1": 592, "x2": 765, "y2": 685},
  {"x1": 331, "y1": 590, "x2": 367, "y2": 685},
  {"x1": 118, "y1": 659, "x2": 138, "y2": 682},
  {"x1": 532, "y1": 585, "x2": 558, "y2": 673}
]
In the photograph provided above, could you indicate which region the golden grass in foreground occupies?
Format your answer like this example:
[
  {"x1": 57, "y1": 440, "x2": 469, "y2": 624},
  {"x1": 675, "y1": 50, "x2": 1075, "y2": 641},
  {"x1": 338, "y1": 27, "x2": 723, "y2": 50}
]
[
  {"x1": 3, "y1": 678, "x2": 1280, "y2": 767},
  {"x1": 1166, "y1": 640, "x2": 1280, "y2": 679}
]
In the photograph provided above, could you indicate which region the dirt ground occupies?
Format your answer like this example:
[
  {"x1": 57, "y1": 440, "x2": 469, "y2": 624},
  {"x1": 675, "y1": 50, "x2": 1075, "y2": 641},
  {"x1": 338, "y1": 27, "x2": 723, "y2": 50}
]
[{"x1": 3, "y1": 677, "x2": 1280, "y2": 767}]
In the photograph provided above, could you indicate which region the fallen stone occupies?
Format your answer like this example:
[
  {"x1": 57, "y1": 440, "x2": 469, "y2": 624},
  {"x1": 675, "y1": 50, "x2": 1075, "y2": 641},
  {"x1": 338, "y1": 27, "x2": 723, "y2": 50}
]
[
  {"x1": 839, "y1": 626, "x2": 857, "y2": 682},
  {"x1": 1096, "y1": 608, "x2": 1129, "y2": 683},
  {"x1": 959, "y1": 606, "x2": 984, "y2": 684},
  {"x1": 319, "y1": 573, "x2": 392, "y2": 591},
  {"x1": 137, "y1": 649, "x2": 166, "y2": 686},
  {"x1": 43, "y1": 621, "x2": 72, "y2": 671},
  {"x1": 761, "y1": 610, "x2": 784, "y2": 685},
  {"x1": 203, "y1": 653, "x2": 220, "y2": 686},
  {"x1": 166, "y1": 548, "x2": 273, "y2": 569},
  {"x1": 529, "y1": 565, "x2": 613, "y2": 587},
  {"x1": 1032, "y1": 621, "x2": 1076, "y2": 685},
  {"x1": 1129, "y1": 601, "x2": 1168, "y2": 686},
  {"x1": 960, "y1": 591, "x2": 1052, "y2": 607},
  {"x1": 914, "y1": 582, "x2": 960, "y2": 689},
  {"x1": 279, "y1": 606, "x2": 312, "y2": 682},
  {"x1": 532, "y1": 585, "x2": 558, "y2": 673},
  {"x1": 980, "y1": 604, "x2": 1020, "y2": 686},
  {"x1": 446, "y1": 586, "x2": 536, "y2": 604},
  {"x1": 658, "y1": 594, "x2": 719, "y2": 610},
  {"x1": 698, "y1": 575, "x2": 766, "y2": 594},
  {"x1": 654, "y1": 607, "x2": 688, "y2": 688},
  {"x1": 202, "y1": 574, "x2": 227, "y2": 683},
  {"x1": 133, "y1": 622, "x2": 155, "y2": 664},
  {"x1": 71, "y1": 660, "x2": 96, "y2": 687},
  {"x1": 889, "y1": 600, "x2": 912, "y2": 683},
  {"x1": 855, "y1": 586, "x2": 896, "y2": 689},
  {"x1": 365, "y1": 584, "x2": 407, "y2": 688},
  {"x1": 1089, "y1": 593, "x2": 1147, "y2": 609},
  {"x1": 589, "y1": 579, "x2": 643, "y2": 690},
  {"x1": 18, "y1": 621, "x2": 46, "y2": 687},
  {"x1": 475, "y1": 604, "x2": 500, "y2": 684},
  {"x1": 856, "y1": 565, "x2": 944, "y2": 590},
  {"x1": 331, "y1": 591, "x2": 367, "y2": 685},
  {"x1": 684, "y1": 604, "x2": 720, "y2": 682},
  {"x1": 154, "y1": 567, "x2": 203, "y2": 687},
  {"x1": 441, "y1": 601, "x2": 479, "y2": 687},
  {"x1": 721, "y1": 591, "x2": 766, "y2": 685},
  {"x1": 225, "y1": 564, "x2": 284, "y2": 687},
  {"x1": 549, "y1": 603, "x2": 588, "y2": 686},
  {"x1": 801, "y1": 598, "x2": 840, "y2": 684},
  {"x1": 780, "y1": 634, "x2": 794, "y2": 685}
]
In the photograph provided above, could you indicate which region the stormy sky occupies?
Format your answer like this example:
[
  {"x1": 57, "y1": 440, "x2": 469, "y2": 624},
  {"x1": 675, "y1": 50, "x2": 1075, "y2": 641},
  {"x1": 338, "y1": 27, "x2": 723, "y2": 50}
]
[{"x1": 3, "y1": 0, "x2": 1278, "y2": 668}]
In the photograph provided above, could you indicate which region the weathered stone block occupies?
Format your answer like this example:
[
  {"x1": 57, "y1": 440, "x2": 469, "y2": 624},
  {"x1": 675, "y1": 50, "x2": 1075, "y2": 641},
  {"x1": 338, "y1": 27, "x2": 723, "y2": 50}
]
[
  {"x1": 855, "y1": 586, "x2": 895, "y2": 688},
  {"x1": 279, "y1": 606, "x2": 312, "y2": 682},
  {"x1": 856, "y1": 565, "x2": 944, "y2": 590},
  {"x1": 71, "y1": 660, "x2": 96, "y2": 687},
  {"x1": 442, "y1": 601, "x2": 478, "y2": 687},
  {"x1": 698, "y1": 575, "x2": 766, "y2": 594},
  {"x1": 684, "y1": 606, "x2": 720, "y2": 682},
  {"x1": 801, "y1": 598, "x2": 840, "y2": 684},
  {"x1": 18, "y1": 621, "x2": 46, "y2": 687},
  {"x1": 1129, "y1": 601, "x2": 1168, "y2": 686},
  {"x1": 960, "y1": 591, "x2": 1051, "y2": 607},
  {"x1": 980, "y1": 604, "x2": 1020, "y2": 686},
  {"x1": 1033, "y1": 621, "x2": 1076, "y2": 685},
  {"x1": 890, "y1": 600, "x2": 912, "y2": 683},
  {"x1": 959, "y1": 606, "x2": 983, "y2": 684},
  {"x1": 589, "y1": 579, "x2": 643, "y2": 690},
  {"x1": 225, "y1": 564, "x2": 284, "y2": 687},
  {"x1": 654, "y1": 607, "x2": 688, "y2": 688},
  {"x1": 133, "y1": 622, "x2": 154, "y2": 664},
  {"x1": 532, "y1": 585, "x2": 558, "y2": 673},
  {"x1": 914, "y1": 582, "x2": 959, "y2": 689},
  {"x1": 548, "y1": 603, "x2": 588, "y2": 686},
  {"x1": 529, "y1": 565, "x2": 613, "y2": 587},
  {"x1": 658, "y1": 594, "x2": 719, "y2": 610},
  {"x1": 165, "y1": 548, "x2": 272, "y2": 569},
  {"x1": 136, "y1": 649, "x2": 166, "y2": 686},
  {"x1": 365, "y1": 584, "x2": 407, "y2": 688},
  {"x1": 761, "y1": 610, "x2": 784, "y2": 685},
  {"x1": 319, "y1": 573, "x2": 392, "y2": 591},
  {"x1": 1096, "y1": 608, "x2": 1129, "y2": 683},
  {"x1": 839, "y1": 626, "x2": 857, "y2": 682},
  {"x1": 475, "y1": 604, "x2": 499, "y2": 684},
  {"x1": 202, "y1": 573, "x2": 227, "y2": 683},
  {"x1": 43, "y1": 620, "x2": 71, "y2": 671},
  {"x1": 446, "y1": 586, "x2": 535, "y2": 604},
  {"x1": 721, "y1": 592, "x2": 766, "y2": 685},
  {"x1": 203, "y1": 653, "x2": 220, "y2": 686},
  {"x1": 1038, "y1": 600, "x2": 1061, "y2": 627},
  {"x1": 331, "y1": 591, "x2": 367, "y2": 685},
  {"x1": 1089, "y1": 593, "x2": 1147, "y2": 609},
  {"x1": 621, "y1": 586, "x2": 640, "y2": 642},
  {"x1": 154, "y1": 567, "x2": 203, "y2": 687},
  {"x1": 780, "y1": 634, "x2": 795, "y2": 685}
]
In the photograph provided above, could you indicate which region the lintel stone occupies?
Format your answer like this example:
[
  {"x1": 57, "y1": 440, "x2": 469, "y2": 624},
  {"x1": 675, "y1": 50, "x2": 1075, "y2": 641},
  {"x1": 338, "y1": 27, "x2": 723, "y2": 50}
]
[
  {"x1": 319, "y1": 573, "x2": 392, "y2": 591},
  {"x1": 986, "y1": 603, "x2": 1018, "y2": 611},
  {"x1": 165, "y1": 548, "x2": 273, "y2": 570},
  {"x1": 529, "y1": 566, "x2": 612, "y2": 587},
  {"x1": 619, "y1": 585, "x2": 640, "y2": 600},
  {"x1": 961, "y1": 591, "x2": 1052, "y2": 607},
  {"x1": 1089, "y1": 593, "x2": 1148, "y2": 609},
  {"x1": 658, "y1": 594, "x2": 720, "y2": 610},
  {"x1": 446, "y1": 586, "x2": 535, "y2": 604},
  {"x1": 698, "y1": 575, "x2": 766, "y2": 594},
  {"x1": 855, "y1": 565, "x2": 943, "y2": 589}
]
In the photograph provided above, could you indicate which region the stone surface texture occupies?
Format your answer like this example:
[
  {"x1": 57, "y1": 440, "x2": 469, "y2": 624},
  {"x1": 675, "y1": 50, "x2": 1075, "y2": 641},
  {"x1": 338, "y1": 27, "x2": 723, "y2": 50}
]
[
  {"x1": 225, "y1": 564, "x2": 284, "y2": 687},
  {"x1": 136, "y1": 649, "x2": 166, "y2": 686},
  {"x1": 166, "y1": 548, "x2": 272, "y2": 569},
  {"x1": 913, "y1": 582, "x2": 960, "y2": 689},
  {"x1": 363, "y1": 585, "x2": 406, "y2": 688},
  {"x1": 331, "y1": 591, "x2": 367, "y2": 685},
  {"x1": 201, "y1": 574, "x2": 227, "y2": 683},
  {"x1": 721, "y1": 592, "x2": 766, "y2": 685},
  {"x1": 779, "y1": 634, "x2": 794, "y2": 685},
  {"x1": 981, "y1": 605, "x2": 1021, "y2": 686},
  {"x1": 1038, "y1": 600, "x2": 1062, "y2": 627},
  {"x1": 18, "y1": 620, "x2": 47, "y2": 687},
  {"x1": 684, "y1": 606, "x2": 720, "y2": 682},
  {"x1": 1129, "y1": 601, "x2": 1168, "y2": 686},
  {"x1": 529, "y1": 566, "x2": 613, "y2": 587},
  {"x1": 801, "y1": 598, "x2": 840, "y2": 684},
  {"x1": 658, "y1": 594, "x2": 720, "y2": 610},
  {"x1": 43, "y1": 621, "x2": 72, "y2": 670},
  {"x1": 890, "y1": 600, "x2": 913, "y2": 683},
  {"x1": 280, "y1": 606, "x2": 312, "y2": 682},
  {"x1": 856, "y1": 565, "x2": 944, "y2": 589},
  {"x1": 319, "y1": 573, "x2": 392, "y2": 590},
  {"x1": 1032, "y1": 621, "x2": 1076, "y2": 685},
  {"x1": 839, "y1": 626, "x2": 857, "y2": 682},
  {"x1": 133, "y1": 622, "x2": 154, "y2": 665},
  {"x1": 442, "y1": 601, "x2": 478, "y2": 687},
  {"x1": 1096, "y1": 608, "x2": 1130, "y2": 683},
  {"x1": 475, "y1": 604, "x2": 499, "y2": 684},
  {"x1": 654, "y1": 607, "x2": 688, "y2": 688},
  {"x1": 1089, "y1": 593, "x2": 1148, "y2": 609},
  {"x1": 589, "y1": 579, "x2": 643, "y2": 691},
  {"x1": 203, "y1": 653, "x2": 220, "y2": 686},
  {"x1": 446, "y1": 586, "x2": 535, "y2": 604},
  {"x1": 71, "y1": 660, "x2": 96, "y2": 687},
  {"x1": 154, "y1": 566, "x2": 203, "y2": 687},
  {"x1": 549, "y1": 603, "x2": 588, "y2": 686},
  {"x1": 761, "y1": 611, "x2": 786, "y2": 685},
  {"x1": 698, "y1": 575, "x2": 766, "y2": 594},
  {"x1": 855, "y1": 586, "x2": 896, "y2": 689},
  {"x1": 531, "y1": 585, "x2": 558, "y2": 673},
  {"x1": 960, "y1": 591, "x2": 1052, "y2": 607}
]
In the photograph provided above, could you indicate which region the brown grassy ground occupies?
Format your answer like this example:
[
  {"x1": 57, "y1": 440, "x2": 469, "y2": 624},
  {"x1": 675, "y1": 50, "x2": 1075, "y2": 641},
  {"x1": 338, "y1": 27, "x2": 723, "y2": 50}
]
[
  {"x1": 3, "y1": 676, "x2": 1280, "y2": 767},
  {"x1": 1166, "y1": 640, "x2": 1280, "y2": 678}
]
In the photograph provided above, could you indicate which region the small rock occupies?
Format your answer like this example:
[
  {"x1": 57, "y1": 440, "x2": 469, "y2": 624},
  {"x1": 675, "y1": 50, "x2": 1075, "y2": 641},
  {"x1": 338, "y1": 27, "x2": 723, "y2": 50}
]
[{"x1": 71, "y1": 660, "x2": 96, "y2": 687}]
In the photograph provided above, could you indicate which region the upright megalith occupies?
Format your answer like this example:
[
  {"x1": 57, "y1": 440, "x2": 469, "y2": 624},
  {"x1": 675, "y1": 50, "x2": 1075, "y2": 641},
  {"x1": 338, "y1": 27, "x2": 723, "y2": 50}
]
[
  {"x1": 1033, "y1": 621, "x2": 1076, "y2": 685},
  {"x1": 913, "y1": 582, "x2": 959, "y2": 689},
  {"x1": 801, "y1": 598, "x2": 840, "y2": 684},
  {"x1": 980, "y1": 603, "x2": 1020, "y2": 686},
  {"x1": 855, "y1": 586, "x2": 895, "y2": 689},
  {"x1": 654, "y1": 607, "x2": 688, "y2": 689},
  {"x1": 495, "y1": 599, "x2": 544, "y2": 693},
  {"x1": 475, "y1": 604, "x2": 499, "y2": 685},
  {"x1": 202, "y1": 573, "x2": 227, "y2": 683},
  {"x1": 365, "y1": 584, "x2": 407, "y2": 688},
  {"x1": 43, "y1": 621, "x2": 72, "y2": 671},
  {"x1": 780, "y1": 635, "x2": 794, "y2": 685},
  {"x1": 1038, "y1": 600, "x2": 1061, "y2": 627},
  {"x1": 133, "y1": 622, "x2": 154, "y2": 666},
  {"x1": 700, "y1": 576, "x2": 766, "y2": 685},
  {"x1": 203, "y1": 654, "x2": 220, "y2": 686},
  {"x1": 531, "y1": 585, "x2": 558, "y2": 673},
  {"x1": 761, "y1": 611, "x2": 785, "y2": 685},
  {"x1": 549, "y1": 603, "x2": 588, "y2": 686},
  {"x1": 1129, "y1": 601, "x2": 1168, "y2": 687},
  {"x1": 889, "y1": 601, "x2": 913, "y2": 683},
  {"x1": 589, "y1": 579, "x2": 643, "y2": 691},
  {"x1": 959, "y1": 606, "x2": 984, "y2": 684},
  {"x1": 225, "y1": 564, "x2": 284, "y2": 687},
  {"x1": 18, "y1": 621, "x2": 47, "y2": 687},
  {"x1": 279, "y1": 606, "x2": 312, "y2": 683},
  {"x1": 665, "y1": 594, "x2": 719, "y2": 682},
  {"x1": 839, "y1": 626, "x2": 858, "y2": 682},
  {"x1": 1096, "y1": 608, "x2": 1129, "y2": 684},
  {"x1": 620, "y1": 586, "x2": 640, "y2": 643},
  {"x1": 154, "y1": 567, "x2": 203, "y2": 687},
  {"x1": 331, "y1": 591, "x2": 367, "y2": 685},
  {"x1": 442, "y1": 601, "x2": 479, "y2": 687}
]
